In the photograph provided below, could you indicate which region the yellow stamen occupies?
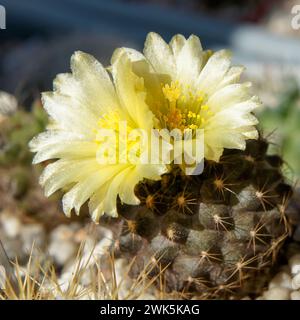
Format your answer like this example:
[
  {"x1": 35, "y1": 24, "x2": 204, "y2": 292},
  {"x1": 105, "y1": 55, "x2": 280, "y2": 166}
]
[
  {"x1": 160, "y1": 81, "x2": 214, "y2": 131},
  {"x1": 162, "y1": 81, "x2": 181, "y2": 103}
]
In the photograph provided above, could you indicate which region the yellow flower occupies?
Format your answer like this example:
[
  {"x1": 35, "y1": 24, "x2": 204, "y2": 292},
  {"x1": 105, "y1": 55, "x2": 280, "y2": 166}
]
[
  {"x1": 29, "y1": 51, "x2": 167, "y2": 221},
  {"x1": 114, "y1": 32, "x2": 260, "y2": 162},
  {"x1": 30, "y1": 32, "x2": 261, "y2": 221}
]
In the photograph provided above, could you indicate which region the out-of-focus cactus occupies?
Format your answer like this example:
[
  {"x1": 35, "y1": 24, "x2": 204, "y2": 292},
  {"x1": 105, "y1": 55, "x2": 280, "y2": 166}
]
[
  {"x1": 0, "y1": 99, "x2": 73, "y2": 229},
  {"x1": 0, "y1": 100, "x2": 47, "y2": 167},
  {"x1": 258, "y1": 84, "x2": 300, "y2": 181}
]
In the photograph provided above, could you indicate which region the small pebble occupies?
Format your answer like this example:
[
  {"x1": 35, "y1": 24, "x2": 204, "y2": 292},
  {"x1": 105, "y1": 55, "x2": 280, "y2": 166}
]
[
  {"x1": 290, "y1": 291, "x2": 300, "y2": 300},
  {"x1": 269, "y1": 271, "x2": 292, "y2": 290},
  {"x1": 289, "y1": 254, "x2": 300, "y2": 275},
  {"x1": 50, "y1": 225, "x2": 74, "y2": 242},
  {"x1": 0, "y1": 213, "x2": 21, "y2": 238},
  {"x1": 58, "y1": 270, "x2": 75, "y2": 292},
  {"x1": 137, "y1": 293, "x2": 156, "y2": 300},
  {"x1": 263, "y1": 287, "x2": 291, "y2": 300},
  {"x1": 49, "y1": 240, "x2": 76, "y2": 266},
  {"x1": 94, "y1": 236, "x2": 113, "y2": 255},
  {"x1": 0, "y1": 91, "x2": 18, "y2": 116},
  {"x1": 292, "y1": 273, "x2": 300, "y2": 290},
  {"x1": 114, "y1": 259, "x2": 132, "y2": 299},
  {"x1": 20, "y1": 224, "x2": 45, "y2": 252}
]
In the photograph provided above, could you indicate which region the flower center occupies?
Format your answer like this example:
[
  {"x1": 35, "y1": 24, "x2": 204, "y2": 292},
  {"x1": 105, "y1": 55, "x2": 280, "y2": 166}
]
[{"x1": 160, "y1": 81, "x2": 214, "y2": 131}]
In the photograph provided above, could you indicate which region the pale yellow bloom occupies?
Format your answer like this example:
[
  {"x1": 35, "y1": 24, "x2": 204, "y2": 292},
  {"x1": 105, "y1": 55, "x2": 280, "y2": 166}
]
[
  {"x1": 30, "y1": 33, "x2": 260, "y2": 220},
  {"x1": 29, "y1": 51, "x2": 167, "y2": 221},
  {"x1": 114, "y1": 32, "x2": 260, "y2": 162}
]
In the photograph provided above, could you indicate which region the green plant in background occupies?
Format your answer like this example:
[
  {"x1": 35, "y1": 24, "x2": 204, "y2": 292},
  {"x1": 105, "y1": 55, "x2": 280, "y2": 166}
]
[
  {"x1": 0, "y1": 101, "x2": 48, "y2": 167},
  {"x1": 0, "y1": 102, "x2": 48, "y2": 200},
  {"x1": 258, "y1": 83, "x2": 300, "y2": 182},
  {"x1": 0, "y1": 100, "x2": 69, "y2": 228}
]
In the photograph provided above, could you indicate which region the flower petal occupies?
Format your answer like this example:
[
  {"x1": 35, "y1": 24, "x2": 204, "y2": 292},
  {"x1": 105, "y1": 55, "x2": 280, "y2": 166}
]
[
  {"x1": 32, "y1": 141, "x2": 97, "y2": 164},
  {"x1": 111, "y1": 51, "x2": 155, "y2": 130},
  {"x1": 144, "y1": 32, "x2": 175, "y2": 79},
  {"x1": 70, "y1": 51, "x2": 118, "y2": 114},
  {"x1": 214, "y1": 66, "x2": 245, "y2": 91},
  {"x1": 41, "y1": 92, "x2": 97, "y2": 137},
  {"x1": 29, "y1": 131, "x2": 85, "y2": 152},
  {"x1": 111, "y1": 47, "x2": 164, "y2": 111},
  {"x1": 41, "y1": 159, "x2": 99, "y2": 197},
  {"x1": 196, "y1": 49, "x2": 232, "y2": 96},
  {"x1": 103, "y1": 167, "x2": 132, "y2": 216},
  {"x1": 169, "y1": 34, "x2": 186, "y2": 57},
  {"x1": 62, "y1": 165, "x2": 126, "y2": 216},
  {"x1": 118, "y1": 166, "x2": 141, "y2": 205},
  {"x1": 207, "y1": 83, "x2": 252, "y2": 113},
  {"x1": 175, "y1": 35, "x2": 204, "y2": 86}
]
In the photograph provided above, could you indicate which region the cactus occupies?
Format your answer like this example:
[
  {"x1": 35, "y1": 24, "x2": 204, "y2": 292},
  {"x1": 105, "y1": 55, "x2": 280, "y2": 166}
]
[
  {"x1": 116, "y1": 137, "x2": 292, "y2": 299},
  {"x1": 0, "y1": 101, "x2": 70, "y2": 228},
  {"x1": 25, "y1": 34, "x2": 295, "y2": 299},
  {"x1": 0, "y1": 101, "x2": 47, "y2": 167}
]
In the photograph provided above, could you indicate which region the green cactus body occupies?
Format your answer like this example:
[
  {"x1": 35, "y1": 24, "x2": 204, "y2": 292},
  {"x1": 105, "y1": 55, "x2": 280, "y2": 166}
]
[{"x1": 116, "y1": 138, "x2": 292, "y2": 299}]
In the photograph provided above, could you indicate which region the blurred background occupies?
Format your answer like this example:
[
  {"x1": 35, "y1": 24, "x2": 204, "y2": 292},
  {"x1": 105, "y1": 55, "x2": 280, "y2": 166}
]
[{"x1": 0, "y1": 0, "x2": 300, "y2": 299}]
